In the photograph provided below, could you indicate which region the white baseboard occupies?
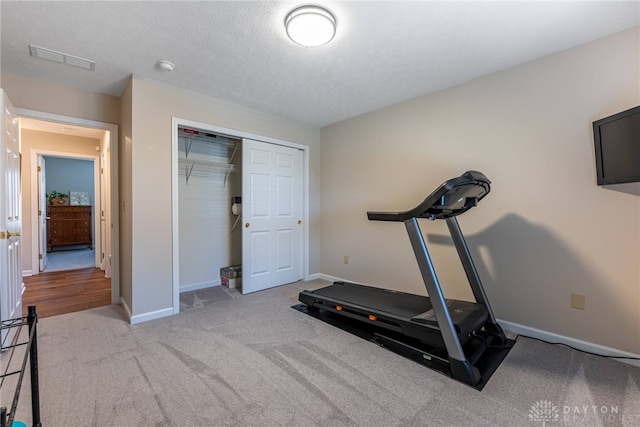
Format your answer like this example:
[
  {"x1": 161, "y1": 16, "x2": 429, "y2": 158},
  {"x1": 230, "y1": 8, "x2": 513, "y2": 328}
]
[
  {"x1": 120, "y1": 297, "x2": 132, "y2": 322},
  {"x1": 22, "y1": 270, "x2": 33, "y2": 277},
  {"x1": 317, "y1": 273, "x2": 640, "y2": 367},
  {"x1": 317, "y1": 273, "x2": 338, "y2": 283},
  {"x1": 179, "y1": 280, "x2": 219, "y2": 293},
  {"x1": 130, "y1": 307, "x2": 174, "y2": 325},
  {"x1": 499, "y1": 319, "x2": 640, "y2": 367},
  {"x1": 316, "y1": 273, "x2": 364, "y2": 284},
  {"x1": 305, "y1": 273, "x2": 323, "y2": 281},
  {"x1": 121, "y1": 298, "x2": 173, "y2": 325}
]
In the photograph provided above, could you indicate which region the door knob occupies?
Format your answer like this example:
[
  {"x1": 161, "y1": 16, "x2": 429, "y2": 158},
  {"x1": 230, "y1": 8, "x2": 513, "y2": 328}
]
[
  {"x1": 245, "y1": 223, "x2": 250, "y2": 228},
  {"x1": 298, "y1": 220, "x2": 302, "y2": 225},
  {"x1": 0, "y1": 231, "x2": 20, "y2": 239}
]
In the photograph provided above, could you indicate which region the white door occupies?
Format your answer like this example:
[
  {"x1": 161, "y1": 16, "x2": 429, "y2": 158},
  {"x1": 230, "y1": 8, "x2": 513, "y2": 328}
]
[
  {"x1": 38, "y1": 155, "x2": 48, "y2": 272},
  {"x1": 242, "y1": 139, "x2": 303, "y2": 294},
  {"x1": 0, "y1": 90, "x2": 23, "y2": 342}
]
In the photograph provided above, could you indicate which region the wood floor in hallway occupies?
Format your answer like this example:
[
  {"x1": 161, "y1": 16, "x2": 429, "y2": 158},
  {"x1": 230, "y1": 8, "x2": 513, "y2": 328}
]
[{"x1": 22, "y1": 268, "x2": 111, "y2": 318}]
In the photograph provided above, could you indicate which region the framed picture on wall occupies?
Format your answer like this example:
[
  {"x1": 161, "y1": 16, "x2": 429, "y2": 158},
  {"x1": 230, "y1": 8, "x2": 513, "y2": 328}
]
[{"x1": 70, "y1": 191, "x2": 90, "y2": 205}]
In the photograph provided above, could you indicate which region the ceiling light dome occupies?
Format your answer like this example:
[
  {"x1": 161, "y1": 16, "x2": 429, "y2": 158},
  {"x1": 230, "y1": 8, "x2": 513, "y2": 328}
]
[{"x1": 285, "y1": 5, "x2": 336, "y2": 47}]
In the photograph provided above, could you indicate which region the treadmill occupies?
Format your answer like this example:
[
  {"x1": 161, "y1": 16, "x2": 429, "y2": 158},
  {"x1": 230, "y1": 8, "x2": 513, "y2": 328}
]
[{"x1": 298, "y1": 170, "x2": 511, "y2": 387}]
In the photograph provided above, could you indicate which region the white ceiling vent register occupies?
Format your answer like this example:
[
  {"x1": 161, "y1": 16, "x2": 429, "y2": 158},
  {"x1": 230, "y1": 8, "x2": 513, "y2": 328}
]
[{"x1": 29, "y1": 44, "x2": 95, "y2": 71}]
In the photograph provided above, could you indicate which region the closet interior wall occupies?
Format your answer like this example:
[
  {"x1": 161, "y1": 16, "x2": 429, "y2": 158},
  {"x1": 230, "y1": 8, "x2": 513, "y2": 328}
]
[{"x1": 178, "y1": 127, "x2": 242, "y2": 292}]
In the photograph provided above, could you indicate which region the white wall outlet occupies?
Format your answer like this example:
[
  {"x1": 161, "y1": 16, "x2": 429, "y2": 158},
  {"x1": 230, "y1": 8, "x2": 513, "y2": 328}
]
[{"x1": 571, "y1": 293, "x2": 586, "y2": 310}]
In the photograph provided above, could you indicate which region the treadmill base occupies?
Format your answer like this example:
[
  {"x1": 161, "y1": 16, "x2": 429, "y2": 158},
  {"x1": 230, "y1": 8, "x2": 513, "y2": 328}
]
[{"x1": 292, "y1": 303, "x2": 514, "y2": 391}]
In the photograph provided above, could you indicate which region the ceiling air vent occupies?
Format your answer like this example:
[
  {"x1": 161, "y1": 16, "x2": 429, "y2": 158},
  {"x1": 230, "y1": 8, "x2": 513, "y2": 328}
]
[{"x1": 29, "y1": 44, "x2": 95, "y2": 71}]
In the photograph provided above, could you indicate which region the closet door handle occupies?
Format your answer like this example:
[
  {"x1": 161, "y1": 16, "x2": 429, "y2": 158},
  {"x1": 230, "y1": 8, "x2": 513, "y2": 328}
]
[{"x1": 245, "y1": 223, "x2": 250, "y2": 228}]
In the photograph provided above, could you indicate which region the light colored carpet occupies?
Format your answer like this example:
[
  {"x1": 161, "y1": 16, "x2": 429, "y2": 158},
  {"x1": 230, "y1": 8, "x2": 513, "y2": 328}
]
[
  {"x1": 43, "y1": 248, "x2": 95, "y2": 272},
  {"x1": 6, "y1": 280, "x2": 640, "y2": 426}
]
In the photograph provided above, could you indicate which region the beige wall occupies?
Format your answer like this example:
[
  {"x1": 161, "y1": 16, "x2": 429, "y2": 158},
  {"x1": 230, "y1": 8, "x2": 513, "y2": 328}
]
[
  {"x1": 2, "y1": 73, "x2": 122, "y2": 299},
  {"x1": 119, "y1": 77, "x2": 133, "y2": 311},
  {"x1": 1, "y1": 73, "x2": 120, "y2": 124},
  {"x1": 4, "y1": 30, "x2": 637, "y2": 351},
  {"x1": 320, "y1": 28, "x2": 640, "y2": 353},
  {"x1": 3, "y1": 72, "x2": 321, "y2": 320},
  {"x1": 128, "y1": 77, "x2": 321, "y2": 317},
  {"x1": 20, "y1": 130, "x2": 101, "y2": 274}
]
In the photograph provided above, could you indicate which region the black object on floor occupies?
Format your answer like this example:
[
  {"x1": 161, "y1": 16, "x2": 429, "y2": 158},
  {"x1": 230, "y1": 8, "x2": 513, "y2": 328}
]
[
  {"x1": 292, "y1": 302, "x2": 514, "y2": 391},
  {"x1": 297, "y1": 170, "x2": 513, "y2": 388}
]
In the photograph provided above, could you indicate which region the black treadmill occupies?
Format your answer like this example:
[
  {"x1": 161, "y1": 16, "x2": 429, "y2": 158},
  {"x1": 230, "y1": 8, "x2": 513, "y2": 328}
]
[{"x1": 298, "y1": 170, "x2": 511, "y2": 387}]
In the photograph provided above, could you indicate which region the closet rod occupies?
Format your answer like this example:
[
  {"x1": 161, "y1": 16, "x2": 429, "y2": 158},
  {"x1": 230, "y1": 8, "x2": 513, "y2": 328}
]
[{"x1": 178, "y1": 133, "x2": 240, "y2": 147}]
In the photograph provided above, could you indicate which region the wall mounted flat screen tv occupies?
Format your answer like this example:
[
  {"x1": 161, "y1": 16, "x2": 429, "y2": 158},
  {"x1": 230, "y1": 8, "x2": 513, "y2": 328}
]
[{"x1": 593, "y1": 105, "x2": 640, "y2": 185}]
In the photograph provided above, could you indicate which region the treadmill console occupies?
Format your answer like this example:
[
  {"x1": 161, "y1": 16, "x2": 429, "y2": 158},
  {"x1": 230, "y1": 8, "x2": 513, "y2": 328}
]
[{"x1": 367, "y1": 170, "x2": 490, "y2": 222}]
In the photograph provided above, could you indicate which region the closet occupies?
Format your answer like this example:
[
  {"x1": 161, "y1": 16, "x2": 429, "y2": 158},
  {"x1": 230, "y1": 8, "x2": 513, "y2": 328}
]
[{"x1": 177, "y1": 126, "x2": 242, "y2": 292}]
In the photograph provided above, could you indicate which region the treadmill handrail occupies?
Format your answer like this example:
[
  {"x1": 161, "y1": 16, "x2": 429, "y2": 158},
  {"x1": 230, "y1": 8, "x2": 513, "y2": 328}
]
[{"x1": 367, "y1": 170, "x2": 490, "y2": 222}]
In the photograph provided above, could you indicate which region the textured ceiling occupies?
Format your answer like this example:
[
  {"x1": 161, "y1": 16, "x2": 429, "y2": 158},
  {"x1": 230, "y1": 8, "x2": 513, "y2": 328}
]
[{"x1": 1, "y1": 1, "x2": 639, "y2": 128}]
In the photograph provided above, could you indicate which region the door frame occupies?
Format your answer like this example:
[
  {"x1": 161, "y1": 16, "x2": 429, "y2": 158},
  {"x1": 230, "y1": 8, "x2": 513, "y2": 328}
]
[
  {"x1": 16, "y1": 108, "x2": 120, "y2": 305},
  {"x1": 37, "y1": 155, "x2": 47, "y2": 272},
  {"x1": 30, "y1": 150, "x2": 99, "y2": 271},
  {"x1": 171, "y1": 117, "x2": 310, "y2": 314}
]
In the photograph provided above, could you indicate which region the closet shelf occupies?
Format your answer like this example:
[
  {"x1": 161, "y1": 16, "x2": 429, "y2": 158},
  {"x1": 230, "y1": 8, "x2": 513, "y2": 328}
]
[
  {"x1": 178, "y1": 128, "x2": 240, "y2": 186},
  {"x1": 181, "y1": 132, "x2": 238, "y2": 148},
  {"x1": 179, "y1": 158, "x2": 236, "y2": 184}
]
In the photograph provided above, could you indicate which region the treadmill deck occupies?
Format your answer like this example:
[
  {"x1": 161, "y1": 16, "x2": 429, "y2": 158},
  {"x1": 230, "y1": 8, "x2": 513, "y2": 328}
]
[
  {"x1": 311, "y1": 281, "x2": 434, "y2": 319},
  {"x1": 300, "y1": 281, "x2": 489, "y2": 344}
]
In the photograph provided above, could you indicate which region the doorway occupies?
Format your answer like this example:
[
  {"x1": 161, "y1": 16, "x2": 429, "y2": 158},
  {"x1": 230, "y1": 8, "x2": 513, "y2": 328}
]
[
  {"x1": 17, "y1": 109, "x2": 120, "y2": 307},
  {"x1": 39, "y1": 154, "x2": 97, "y2": 273}
]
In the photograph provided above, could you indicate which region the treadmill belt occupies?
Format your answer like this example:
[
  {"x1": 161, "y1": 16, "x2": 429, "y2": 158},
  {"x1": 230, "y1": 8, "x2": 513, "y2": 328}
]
[{"x1": 312, "y1": 282, "x2": 433, "y2": 319}]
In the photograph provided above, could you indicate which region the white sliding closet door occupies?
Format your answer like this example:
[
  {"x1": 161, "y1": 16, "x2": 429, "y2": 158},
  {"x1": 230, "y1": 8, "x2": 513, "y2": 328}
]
[{"x1": 242, "y1": 139, "x2": 303, "y2": 294}]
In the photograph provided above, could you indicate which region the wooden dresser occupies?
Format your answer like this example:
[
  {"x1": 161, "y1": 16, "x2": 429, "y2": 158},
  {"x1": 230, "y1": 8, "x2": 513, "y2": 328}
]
[{"x1": 47, "y1": 205, "x2": 93, "y2": 252}]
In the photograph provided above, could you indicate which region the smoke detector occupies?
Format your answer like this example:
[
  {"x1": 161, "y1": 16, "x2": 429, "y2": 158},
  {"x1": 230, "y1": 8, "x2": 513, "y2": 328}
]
[{"x1": 157, "y1": 60, "x2": 175, "y2": 72}]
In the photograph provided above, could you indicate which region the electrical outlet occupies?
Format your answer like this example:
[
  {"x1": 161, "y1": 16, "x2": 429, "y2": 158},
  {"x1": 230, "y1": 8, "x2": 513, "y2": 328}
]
[
  {"x1": 571, "y1": 293, "x2": 585, "y2": 310},
  {"x1": 343, "y1": 255, "x2": 349, "y2": 264}
]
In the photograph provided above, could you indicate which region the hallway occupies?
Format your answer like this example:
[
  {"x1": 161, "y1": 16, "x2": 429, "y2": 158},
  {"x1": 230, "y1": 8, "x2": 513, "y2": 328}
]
[
  {"x1": 43, "y1": 248, "x2": 95, "y2": 273},
  {"x1": 22, "y1": 268, "x2": 111, "y2": 318}
]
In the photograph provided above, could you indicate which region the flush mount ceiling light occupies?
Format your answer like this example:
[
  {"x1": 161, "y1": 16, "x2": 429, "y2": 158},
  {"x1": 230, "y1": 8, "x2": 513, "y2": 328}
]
[
  {"x1": 29, "y1": 44, "x2": 95, "y2": 71},
  {"x1": 285, "y1": 5, "x2": 336, "y2": 47}
]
